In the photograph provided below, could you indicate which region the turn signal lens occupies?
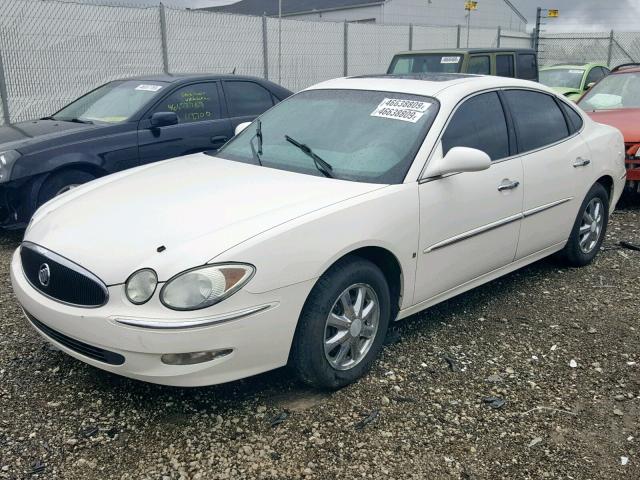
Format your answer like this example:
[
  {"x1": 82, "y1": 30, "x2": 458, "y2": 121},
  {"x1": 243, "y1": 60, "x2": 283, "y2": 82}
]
[
  {"x1": 160, "y1": 264, "x2": 254, "y2": 311},
  {"x1": 125, "y1": 269, "x2": 158, "y2": 305}
]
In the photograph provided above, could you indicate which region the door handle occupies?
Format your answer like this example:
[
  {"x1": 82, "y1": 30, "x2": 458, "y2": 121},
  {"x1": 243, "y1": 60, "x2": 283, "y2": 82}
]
[
  {"x1": 573, "y1": 157, "x2": 591, "y2": 168},
  {"x1": 498, "y1": 179, "x2": 520, "y2": 191},
  {"x1": 211, "y1": 135, "x2": 228, "y2": 144}
]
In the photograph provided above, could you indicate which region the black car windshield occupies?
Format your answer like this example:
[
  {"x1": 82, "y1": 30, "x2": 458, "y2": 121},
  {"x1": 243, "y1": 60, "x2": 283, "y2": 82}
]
[
  {"x1": 216, "y1": 89, "x2": 439, "y2": 184},
  {"x1": 579, "y1": 72, "x2": 640, "y2": 110},
  {"x1": 52, "y1": 80, "x2": 169, "y2": 124},
  {"x1": 388, "y1": 54, "x2": 462, "y2": 74},
  {"x1": 539, "y1": 68, "x2": 585, "y2": 89}
]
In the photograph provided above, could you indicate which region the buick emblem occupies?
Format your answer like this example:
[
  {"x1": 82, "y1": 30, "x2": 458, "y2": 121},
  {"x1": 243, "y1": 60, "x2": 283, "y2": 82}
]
[{"x1": 38, "y1": 263, "x2": 50, "y2": 287}]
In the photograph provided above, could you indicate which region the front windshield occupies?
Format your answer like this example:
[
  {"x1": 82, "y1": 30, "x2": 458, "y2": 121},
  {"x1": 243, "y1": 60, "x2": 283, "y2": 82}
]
[
  {"x1": 539, "y1": 68, "x2": 585, "y2": 89},
  {"x1": 217, "y1": 89, "x2": 439, "y2": 184},
  {"x1": 388, "y1": 54, "x2": 462, "y2": 74},
  {"x1": 52, "y1": 80, "x2": 168, "y2": 124},
  {"x1": 579, "y1": 72, "x2": 640, "y2": 110}
]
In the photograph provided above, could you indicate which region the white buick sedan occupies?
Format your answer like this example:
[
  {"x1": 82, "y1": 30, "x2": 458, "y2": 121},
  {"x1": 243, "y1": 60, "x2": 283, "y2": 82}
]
[{"x1": 11, "y1": 74, "x2": 626, "y2": 389}]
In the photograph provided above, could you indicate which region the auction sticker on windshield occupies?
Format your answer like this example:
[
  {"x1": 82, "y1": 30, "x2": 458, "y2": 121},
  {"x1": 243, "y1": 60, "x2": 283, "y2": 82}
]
[
  {"x1": 135, "y1": 84, "x2": 163, "y2": 92},
  {"x1": 441, "y1": 56, "x2": 461, "y2": 64},
  {"x1": 371, "y1": 98, "x2": 430, "y2": 123}
]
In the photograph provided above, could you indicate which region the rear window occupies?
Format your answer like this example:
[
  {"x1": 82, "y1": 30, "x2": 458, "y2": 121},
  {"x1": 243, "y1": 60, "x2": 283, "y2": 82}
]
[
  {"x1": 388, "y1": 54, "x2": 462, "y2": 74},
  {"x1": 496, "y1": 55, "x2": 515, "y2": 77}
]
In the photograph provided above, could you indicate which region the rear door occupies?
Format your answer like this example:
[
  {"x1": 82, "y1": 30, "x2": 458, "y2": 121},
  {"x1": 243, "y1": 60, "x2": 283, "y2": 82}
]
[
  {"x1": 137, "y1": 81, "x2": 233, "y2": 164},
  {"x1": 503, "y1": 89, "x2": 592, "y2": 259},
  {"x1": 221, "y1": 80, "x2": 276, "y2": 133}
]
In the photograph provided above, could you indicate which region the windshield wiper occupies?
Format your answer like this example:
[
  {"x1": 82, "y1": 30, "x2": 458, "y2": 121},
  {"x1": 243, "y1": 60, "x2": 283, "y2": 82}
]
[
  {"x1": 68, "y1": 118, "x2": 93, "y2": 124},
  {"x1": 249, "y1": 119, "x2": 263, "y2": 166},
  {"x1": 284, "y1": 135, "x2": 334, "y2": 178}
]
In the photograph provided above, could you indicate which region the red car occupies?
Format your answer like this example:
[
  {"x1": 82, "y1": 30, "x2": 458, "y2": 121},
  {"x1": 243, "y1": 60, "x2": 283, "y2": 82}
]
[{"x1": 578, "y1": 63, "x2": 640, "y2": 194}]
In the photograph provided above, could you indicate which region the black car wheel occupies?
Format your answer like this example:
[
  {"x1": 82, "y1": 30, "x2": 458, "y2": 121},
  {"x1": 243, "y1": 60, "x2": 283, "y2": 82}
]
[
  {"x1": 290, "y1": 256, "x2": 391, "y2": 390},
  {"x1": 559, "y1": 182, "x2": 609, "y2": 267},
  {"x1": 37, "y1": 169, "x2": 96, "y2": 209}
]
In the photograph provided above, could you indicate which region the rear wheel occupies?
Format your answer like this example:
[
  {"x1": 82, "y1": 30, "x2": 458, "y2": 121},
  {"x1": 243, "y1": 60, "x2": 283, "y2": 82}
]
[
  {"x1": 559, "y1": 182, "x2": 609, "y2": 267},
  {"x1": 290, "y1": 257, "x2": 391, "y2": 390},
  {"x1": 37, "y1": 169, "x2": 96, "y2": 208}
]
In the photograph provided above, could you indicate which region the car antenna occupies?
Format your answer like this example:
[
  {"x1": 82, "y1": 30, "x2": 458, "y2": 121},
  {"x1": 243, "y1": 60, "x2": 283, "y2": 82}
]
[{"x1": 231, "y1": 67, "x2": 236, "y2": 75}]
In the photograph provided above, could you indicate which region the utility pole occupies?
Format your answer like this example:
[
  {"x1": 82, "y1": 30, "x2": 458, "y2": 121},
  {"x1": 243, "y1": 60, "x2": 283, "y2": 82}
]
[
  {"x1": 464, "y1": 1, "x2": 478, "y2": 48},
  {"x1": 278, "y1": 0, "x2": 282, "y2": 84},
  {"x1": 534, "y1": 7, "x2": 542, "y2": 55}
]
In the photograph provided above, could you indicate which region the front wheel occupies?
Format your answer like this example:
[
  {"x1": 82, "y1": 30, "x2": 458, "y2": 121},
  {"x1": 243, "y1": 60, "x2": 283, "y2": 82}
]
[
  {"x1": 37, "y1": 169, "x2": 96, "y2": 209},
  {"x1": 290, "y1": 257, "x2": 391, "y2": 390},
  {"x1": 559, "y1": 182, "x2": 609, "y2": 267}
]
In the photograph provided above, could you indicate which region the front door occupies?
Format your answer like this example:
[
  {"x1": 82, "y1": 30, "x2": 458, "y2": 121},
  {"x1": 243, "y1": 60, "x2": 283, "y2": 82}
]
[
  {"x1": 414, "y1": 91, "x2": 523, "y2": 304},
  {"x1": 137, "y1": 81, "x2": 233, "y2": 164}
]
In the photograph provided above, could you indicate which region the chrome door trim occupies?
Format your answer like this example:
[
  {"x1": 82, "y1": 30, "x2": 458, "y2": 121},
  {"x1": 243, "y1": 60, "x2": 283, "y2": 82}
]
[
  {"x1": 523, "y1": 197, "x2": 573, "y2": 217},
  {"x1": 423, "y1": 213, "x2": 523, "y2": 254}
]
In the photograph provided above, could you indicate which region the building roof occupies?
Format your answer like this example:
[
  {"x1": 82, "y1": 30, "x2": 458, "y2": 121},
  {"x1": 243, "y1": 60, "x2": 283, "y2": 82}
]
[
  {"x1": 202, "y1": 0, "x2": 385, "y2": 17},
  {"x1": 203, "y1": 0, "x2": 527, "y2": 24}
]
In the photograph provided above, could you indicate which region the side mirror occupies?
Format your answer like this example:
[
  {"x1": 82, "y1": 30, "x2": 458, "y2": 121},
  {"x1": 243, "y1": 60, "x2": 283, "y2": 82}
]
[
  {"x1": 235, "y1": 122, "x2": 252, "y2": 136},
  {"x1": 423, "y1": 146, "x2": 491, "y2": 178},
  {"x1": 150, "y1": 112, "x2": 178, "y2": 128},
  {"x1": 585, "y1": 82, "x2": 596, "y2": 91}
]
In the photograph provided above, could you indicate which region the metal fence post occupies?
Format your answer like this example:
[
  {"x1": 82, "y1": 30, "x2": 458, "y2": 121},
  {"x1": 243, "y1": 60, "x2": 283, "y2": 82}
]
[
  {"x1": 607, "y1": 29, "x2": 614, "y2": 67},
  {"x1": 409, "y1": 24, "x2": 413, "y2": 51},
  {"x1": 497, "y1": 26, "x2": 501, "y2": 48},
  {"x1": 159, "y1": 3, "x2": 170, "y2": 74},
  {"x1": 456, "y1": 25, "x2": 461, "y2": 48},
  {"x1": 0, "y1": 47, "x2": 10, "y2": 125},
  {"x1": 262, "y1": 15, "x2": 269, "y2": 80},
  {"x1": 343, "y1": 21, "x2": 348, "y2": 77}
]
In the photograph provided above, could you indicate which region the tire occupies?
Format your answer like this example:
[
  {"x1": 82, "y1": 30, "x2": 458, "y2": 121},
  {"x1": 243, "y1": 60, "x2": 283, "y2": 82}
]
[
  {"x1": 37, "y1": 169, "x2": 96, "y2": 208},
  {"x1": 290, "y1": 256, "x2": 391, "y2": 390},
  {"x1": 559, "y1": 182, "x2": 609, "y2": 267}
]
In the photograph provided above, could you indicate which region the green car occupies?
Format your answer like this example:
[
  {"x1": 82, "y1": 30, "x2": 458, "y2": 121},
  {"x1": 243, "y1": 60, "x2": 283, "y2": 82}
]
[{"x1": 539, "y1": 63, "x2": 610, "y2": 101}]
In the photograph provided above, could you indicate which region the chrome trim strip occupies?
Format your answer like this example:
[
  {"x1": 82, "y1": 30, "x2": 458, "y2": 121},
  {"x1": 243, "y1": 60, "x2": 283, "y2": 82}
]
[
  {"x1": 523, "y1": 197, "x2": 573, "y2": 218},
  {"x1": 423, "y1": 213, "x2": 523, "y2": 253},
  {"x1": 423, "y1": 197, "x2": 574, "y2": 254},
  {"x1": 620, "y1": 172, "x2": 627, "y2": 180},
  {"x1": 20, "y1": 242, "x2": 109, "y2": 308},
  {"x1": 113, "y1": 303, "x2": 277, "y2": 329}
]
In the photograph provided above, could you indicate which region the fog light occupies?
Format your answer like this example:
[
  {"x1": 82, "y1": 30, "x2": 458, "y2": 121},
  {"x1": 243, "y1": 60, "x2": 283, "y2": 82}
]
[{"x1": 160, "y1": 349, "x2": 232, "y2": 365}]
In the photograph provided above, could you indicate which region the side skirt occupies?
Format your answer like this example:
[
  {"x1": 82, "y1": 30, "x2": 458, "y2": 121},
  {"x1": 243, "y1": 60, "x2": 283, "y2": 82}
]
[{"x1": 396, "y1": 241, "x2": 566, "y2": 321}]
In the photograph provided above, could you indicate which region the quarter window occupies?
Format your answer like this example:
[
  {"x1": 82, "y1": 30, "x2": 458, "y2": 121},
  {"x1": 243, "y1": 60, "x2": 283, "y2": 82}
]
[
  {"x1": 560, "y1": 101, "x2": 584, "y2": 134},
  {"x1": 468, "y1": 56, "x2": 490, "y2": 75},
  {"x1": 154, "y1": 82, "x2": 220, "y2": 123},
  {"x1": 504, "y1": 90, "x2": 569, "y2": 153},
  {"x1": 442, "y1": 92, "x2": 510, "y2": 161},
  {"x1": 517, "y1": 54, "x2": 538, "y2": 80},
  {"x1": 496, "y1": 55, "x2": 515, "y2": 77},
  {"x1": 224, "y1": 81, "x2": 274, "y2": 117},
  {"x1": 585, "y1": 67, "x2": 606, "y2": 86}
]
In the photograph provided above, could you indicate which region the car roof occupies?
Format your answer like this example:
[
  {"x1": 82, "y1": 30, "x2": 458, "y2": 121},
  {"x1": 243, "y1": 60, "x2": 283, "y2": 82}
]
[
  {"x1": 612, "y1": 66, "x2": 640, "y2": 74},
  {"x1": 393, "y1": 48, "x2": 535, "y2": 56},
  {"x1": 306, "y1": 73, "x2": 551, "y2": 99},
  {"x1": 541, "y1": 63, "x2": 606, "y2": 70},
  {"x1": 123, "y1": 73, "x2": 273, "y2": 84}
]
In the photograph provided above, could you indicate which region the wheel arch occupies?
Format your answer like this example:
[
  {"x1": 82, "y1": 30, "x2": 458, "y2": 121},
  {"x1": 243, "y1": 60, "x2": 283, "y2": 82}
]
[
  {"x1": 319, "y1": 245, "x2": 404, "y2": 321},
  {"x1": 595, "y1": 174, "x2": 614, "y2": 206}
]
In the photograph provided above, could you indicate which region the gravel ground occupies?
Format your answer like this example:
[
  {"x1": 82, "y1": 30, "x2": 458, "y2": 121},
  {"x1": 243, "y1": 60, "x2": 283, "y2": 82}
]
[{"x1": 0, "y1": 204, "x2": 638, "y2": 480}]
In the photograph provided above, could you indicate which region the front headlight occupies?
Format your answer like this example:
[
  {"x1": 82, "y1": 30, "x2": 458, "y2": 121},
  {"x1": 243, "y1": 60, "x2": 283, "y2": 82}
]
[
  {"x1": 160, "y1": 263, "x2": 255, "y2": 311},
  {"x1": 0, "y1": 150, "x2": 21, "y2": 183},
  {"x1": 125, "y1": 268, "x2": 158, "y2": 305}
]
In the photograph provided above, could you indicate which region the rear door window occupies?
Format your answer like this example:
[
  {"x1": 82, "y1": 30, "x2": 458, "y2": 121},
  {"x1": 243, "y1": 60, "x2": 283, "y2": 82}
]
[
  {"x1": 496, "y1": 54, "x2": 515, "y2": 77},
  {"x1": 468, "y1": 56, "x2": 490, "y2": 75},
  {"x1": 504, "y1": 90, "x2": 570, "y2": 153},
  {"x1": 516, "y1": 54, "x2": 538, "y2": 80},
  {"x1": 224, "y1": 81, "x2": 275, "y2": 118},
  {"x1": 442, "y1": 91, "x2": 510, "y2": 161},
  {"x1": 153, "y1": 82, "x2": 221, "y2": 123}
]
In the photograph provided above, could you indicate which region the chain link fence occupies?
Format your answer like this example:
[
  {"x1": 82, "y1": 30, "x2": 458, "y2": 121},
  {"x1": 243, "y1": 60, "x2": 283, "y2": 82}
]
[
  {"x1": 538, "y1": 31, "x2": 640, "y2": 67},
  {"x1": 0, "y1": 0, "x2": 532, "y2": 125}
]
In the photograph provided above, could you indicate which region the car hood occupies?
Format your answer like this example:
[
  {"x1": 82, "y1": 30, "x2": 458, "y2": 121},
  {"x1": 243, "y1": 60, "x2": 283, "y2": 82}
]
[
  {"x1": 25, "y1": 154, "x2": 386, "y2": 284},
  {"x1": 585, "y1": 108, "x2": 640, "y2": 143},
  {"x1": 0, "y1": 119, "x2": 99, "y2": 151}
]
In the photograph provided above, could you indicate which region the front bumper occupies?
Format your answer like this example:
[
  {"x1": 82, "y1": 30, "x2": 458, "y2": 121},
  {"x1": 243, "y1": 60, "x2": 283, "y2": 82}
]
[{"x1": 10, "y1": 249, "x2": 314, "y2": 387}]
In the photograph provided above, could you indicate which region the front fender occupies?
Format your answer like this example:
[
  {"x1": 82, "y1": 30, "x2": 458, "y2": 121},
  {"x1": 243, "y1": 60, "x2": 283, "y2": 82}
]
[{"x1": 213, "y1": 183, "x2": 420, "y2": 310}]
